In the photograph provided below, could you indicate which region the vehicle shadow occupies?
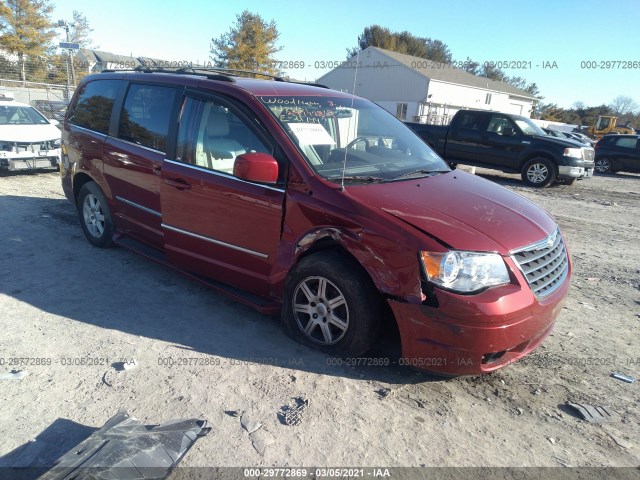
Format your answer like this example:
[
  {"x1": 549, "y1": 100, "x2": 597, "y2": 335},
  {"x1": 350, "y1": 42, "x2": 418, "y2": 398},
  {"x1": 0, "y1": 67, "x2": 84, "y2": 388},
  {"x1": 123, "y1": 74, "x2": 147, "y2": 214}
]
[
  {"x1": 0, "y1": 418, "x2": 96, "y2": 475},
  {"x1": 0, "y1": 169, "x2": 59, "y2": 178},
  {"x1": 595, "y1": 171, "x2": 640, "y2": 180},
  {"x1": 472, "y1": 170, "x2": 579, "y2": 189},
  {"x1": 0, "y1": 194, "x2": 441, "y2": 385}
]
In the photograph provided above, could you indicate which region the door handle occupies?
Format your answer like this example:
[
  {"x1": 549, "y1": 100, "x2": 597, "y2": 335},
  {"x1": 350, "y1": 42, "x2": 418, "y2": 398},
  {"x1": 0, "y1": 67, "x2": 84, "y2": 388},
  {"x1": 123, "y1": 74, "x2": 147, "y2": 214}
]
[
  {"x1": 153, "y1": 166, "x2": 162, "y2": 175},
  {"x1": 164, "y1": 178, "x2": 191, "y2": 190}
]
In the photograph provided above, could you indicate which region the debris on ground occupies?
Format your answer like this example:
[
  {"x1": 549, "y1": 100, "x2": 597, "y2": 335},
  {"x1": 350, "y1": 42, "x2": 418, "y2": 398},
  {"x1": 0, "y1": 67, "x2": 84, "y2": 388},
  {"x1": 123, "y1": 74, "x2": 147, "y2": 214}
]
[
  {"x1": 279, "y1": 397, "x2": 310, "y2": 426},
  {"x1": 36, "y1": 411, "x2": 210, "y2": 477},
  {"x1": 611, "y1": 372, "x2": 634, "y2": 383},
  {"x1": 250, "y1": 428, "x2": 275, "y2": 455},
  {"x1": 565, "y1": 402, "x2": 620, "y2": 423},
  {"x1": 112, "y1": 359, "x2": 138, "y2": 371},
  {"x1": 0, "y1": 370, "x2": 29, "y2": 380},
  {"x1": 240, "y1": 412, "x2": 262, "y2": 433}
]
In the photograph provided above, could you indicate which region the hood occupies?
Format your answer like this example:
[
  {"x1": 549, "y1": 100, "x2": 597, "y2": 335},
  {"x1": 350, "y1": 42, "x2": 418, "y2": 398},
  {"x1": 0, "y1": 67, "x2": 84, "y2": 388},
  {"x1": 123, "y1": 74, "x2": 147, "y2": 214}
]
[
  {"x1": 0, "y1": 123, "x2": 60, "y2": 142},
  {"x1": 532, "y1": 134, "x2": 586, "y2": 149},
  {"x1": 345, "y1": 170, "x2": 557, "y2": 254}
]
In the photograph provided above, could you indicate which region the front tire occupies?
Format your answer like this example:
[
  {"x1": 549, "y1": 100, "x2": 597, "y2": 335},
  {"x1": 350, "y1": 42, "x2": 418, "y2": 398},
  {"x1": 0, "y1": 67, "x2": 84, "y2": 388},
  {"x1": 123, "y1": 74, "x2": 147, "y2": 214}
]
[
  {"x1": 77, "y1": 182, "x2": 114, "y2": 248},
  {"x1": 595, "y1": 157, "x2": 612, "y2": 173},
  {"x1": 282, "y1": 252, "x2": 381, "y2": 357},
  {"x1": 521, "y1": 158, "x2": 556, "y2": 188}
]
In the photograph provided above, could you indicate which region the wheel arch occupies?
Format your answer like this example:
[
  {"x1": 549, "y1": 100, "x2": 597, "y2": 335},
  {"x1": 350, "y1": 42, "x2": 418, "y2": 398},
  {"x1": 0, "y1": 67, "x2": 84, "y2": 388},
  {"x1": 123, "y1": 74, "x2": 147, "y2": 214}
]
[
  {"x1": 295, "y1": 233, "x2": 379, "y2": 293},
  {"x1": 284, "y1": 227, "x2": 419, "y2": 325},
  {"x1": 72, "y1": 172, "x2": 95, "y2": 204},
  {"x1": 519, "y1": 152, "x2": 558, "y2": 173},
  {"x1": 71, "y1": 166, "x2": 113, "y2": 208}
]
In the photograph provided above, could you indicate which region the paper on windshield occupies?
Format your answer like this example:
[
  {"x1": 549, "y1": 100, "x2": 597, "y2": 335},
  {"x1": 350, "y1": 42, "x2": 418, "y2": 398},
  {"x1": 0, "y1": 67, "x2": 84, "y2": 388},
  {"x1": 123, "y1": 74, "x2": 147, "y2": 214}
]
[{"x1": 289, "y1": 123, "x2": 336, "y2": 145}]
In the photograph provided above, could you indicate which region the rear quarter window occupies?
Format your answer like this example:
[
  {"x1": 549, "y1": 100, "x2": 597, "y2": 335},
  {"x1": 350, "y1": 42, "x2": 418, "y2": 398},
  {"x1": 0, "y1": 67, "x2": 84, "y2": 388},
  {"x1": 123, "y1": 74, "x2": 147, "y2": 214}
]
[{"x1": 68, "y1": 80, "x2": 121, "y2": 134}]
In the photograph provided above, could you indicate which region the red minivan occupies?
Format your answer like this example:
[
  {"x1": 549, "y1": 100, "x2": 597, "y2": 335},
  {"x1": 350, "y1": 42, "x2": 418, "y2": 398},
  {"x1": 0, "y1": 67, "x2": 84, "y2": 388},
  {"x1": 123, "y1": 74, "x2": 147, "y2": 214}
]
[{"x1": 60, "y1": 70, "x2": 571, "y2": 375}]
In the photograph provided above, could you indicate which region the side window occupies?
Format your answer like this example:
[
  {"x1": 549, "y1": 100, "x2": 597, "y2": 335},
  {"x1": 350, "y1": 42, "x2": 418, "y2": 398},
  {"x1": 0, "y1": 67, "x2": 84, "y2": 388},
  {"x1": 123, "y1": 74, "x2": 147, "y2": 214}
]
[
  {"x1": 176, "y1": 97, "x2": 271, "y2": 176},
  {"x1": 614, "y1": 137, "x2": 638, "y2": 149},
  {"x1": 487, "y1": 115, "x2": 515, "y2": 135},
  {"x1": 68, "y1": 80, "x2": 120, "y2": 134},
  {"x1": 118, "y1": 84, "x2": 177, "y2": 152},
  {"x1": 457, "y1": 112, "x2": 481, "y2": 130}
]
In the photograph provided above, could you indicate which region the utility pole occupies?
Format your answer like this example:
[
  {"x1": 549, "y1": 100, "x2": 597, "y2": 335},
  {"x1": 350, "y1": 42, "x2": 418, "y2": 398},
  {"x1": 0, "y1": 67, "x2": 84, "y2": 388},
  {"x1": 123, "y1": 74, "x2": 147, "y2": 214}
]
[{"x1": 56, "y1": 20, "x2": 78, "y2": 101}]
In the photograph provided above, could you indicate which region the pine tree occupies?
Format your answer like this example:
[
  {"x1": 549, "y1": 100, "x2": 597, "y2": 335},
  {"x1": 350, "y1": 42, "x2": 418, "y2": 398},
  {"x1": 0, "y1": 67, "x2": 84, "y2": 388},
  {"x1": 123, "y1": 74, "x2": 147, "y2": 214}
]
[
  {"x1": 210, "y1": 10, "x2": 282, "y2": 76},
  {"x1": 0, "y1": 0, "x2": 55, "y2": 82}
]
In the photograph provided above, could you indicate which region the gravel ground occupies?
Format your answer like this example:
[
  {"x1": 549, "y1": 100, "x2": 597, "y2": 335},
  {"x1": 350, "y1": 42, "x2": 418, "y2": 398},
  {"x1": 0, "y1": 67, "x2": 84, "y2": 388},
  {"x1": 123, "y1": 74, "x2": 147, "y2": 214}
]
[{"x1": 0, "y1": 168, "x2": 638, "y2": 473}]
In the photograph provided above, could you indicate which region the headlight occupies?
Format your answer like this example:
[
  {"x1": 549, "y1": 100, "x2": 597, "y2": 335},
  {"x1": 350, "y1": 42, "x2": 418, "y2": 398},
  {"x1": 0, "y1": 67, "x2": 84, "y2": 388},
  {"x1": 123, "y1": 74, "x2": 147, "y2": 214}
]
[
  {"x1": 563, "y1": 147, "x2": 583, "y2": 159},
  {"x1": 420, "y1": 251, "x2": 510, "y2": 293},
  {"x1": 53, "y1": 138, "x2": 61, "y2": 148}
]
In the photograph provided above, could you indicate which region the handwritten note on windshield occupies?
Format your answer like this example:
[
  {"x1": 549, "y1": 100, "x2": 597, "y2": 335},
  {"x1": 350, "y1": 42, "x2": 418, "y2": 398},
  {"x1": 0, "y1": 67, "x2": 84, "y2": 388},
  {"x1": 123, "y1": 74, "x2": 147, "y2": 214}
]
[{"x1": 289, "y1": 123, "x2": 336, "y2": 145}]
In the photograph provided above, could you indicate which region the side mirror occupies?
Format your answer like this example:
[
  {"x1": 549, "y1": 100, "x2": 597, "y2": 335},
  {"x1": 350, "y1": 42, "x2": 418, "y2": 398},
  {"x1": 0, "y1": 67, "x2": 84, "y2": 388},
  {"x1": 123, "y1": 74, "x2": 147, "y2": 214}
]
[
  {"x1": 502, "y1": 126, "x2": 515, "y2": 136},
  {"x1": 50, "y1": 119, "x2": 60, "y2": 126},
  {"x1": 233, "y1": 152, "x2": 279, "y2": 184}
]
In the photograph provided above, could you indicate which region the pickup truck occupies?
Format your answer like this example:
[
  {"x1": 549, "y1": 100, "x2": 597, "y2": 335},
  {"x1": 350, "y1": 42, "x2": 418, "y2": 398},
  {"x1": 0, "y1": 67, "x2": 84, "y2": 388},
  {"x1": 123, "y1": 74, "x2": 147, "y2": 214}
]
[{"x1": 406, "y1": 110, "x2": 595, "y2": 187}]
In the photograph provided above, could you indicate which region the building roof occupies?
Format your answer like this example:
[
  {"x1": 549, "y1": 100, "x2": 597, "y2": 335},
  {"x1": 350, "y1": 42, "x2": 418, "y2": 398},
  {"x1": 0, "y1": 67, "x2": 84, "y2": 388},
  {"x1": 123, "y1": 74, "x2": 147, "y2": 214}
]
[
  {"x1": 77, "y1": 49, "x2": 142, "y2": 67},
  {"x1": 359, "y1": 47, "x2": 537, "y2": 100}
]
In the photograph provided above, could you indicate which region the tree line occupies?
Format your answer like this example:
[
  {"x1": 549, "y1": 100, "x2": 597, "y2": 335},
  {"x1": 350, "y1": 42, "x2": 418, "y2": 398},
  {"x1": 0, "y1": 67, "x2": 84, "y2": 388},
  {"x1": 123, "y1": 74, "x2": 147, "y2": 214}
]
[
  {"x1": 2, "y1": 3, "x2": 637, "y2": 128},
  {"x1": 210, "y1": 15, "x2": 638, "y2": 127}
]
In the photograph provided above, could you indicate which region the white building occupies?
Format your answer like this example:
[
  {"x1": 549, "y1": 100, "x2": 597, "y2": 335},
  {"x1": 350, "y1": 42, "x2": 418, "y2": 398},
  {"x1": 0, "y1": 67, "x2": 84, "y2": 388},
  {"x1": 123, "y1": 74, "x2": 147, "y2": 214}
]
[{"x1": 317, "y1": 47, "x2": 538, "y2": 123}]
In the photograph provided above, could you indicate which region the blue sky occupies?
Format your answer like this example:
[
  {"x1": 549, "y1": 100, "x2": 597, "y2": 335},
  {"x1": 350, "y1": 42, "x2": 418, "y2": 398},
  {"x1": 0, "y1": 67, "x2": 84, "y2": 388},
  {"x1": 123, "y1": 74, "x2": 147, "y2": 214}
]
[{"x1": 51, "y1": 0, "x2": 640, "y2": 109}]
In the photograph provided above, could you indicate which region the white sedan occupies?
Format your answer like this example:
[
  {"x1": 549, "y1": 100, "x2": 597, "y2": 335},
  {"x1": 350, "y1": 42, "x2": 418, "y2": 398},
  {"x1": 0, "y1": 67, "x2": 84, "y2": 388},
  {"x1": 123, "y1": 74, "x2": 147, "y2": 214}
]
[{"x1": 0, "y1": 95, "x2": 62, "y2": 171}]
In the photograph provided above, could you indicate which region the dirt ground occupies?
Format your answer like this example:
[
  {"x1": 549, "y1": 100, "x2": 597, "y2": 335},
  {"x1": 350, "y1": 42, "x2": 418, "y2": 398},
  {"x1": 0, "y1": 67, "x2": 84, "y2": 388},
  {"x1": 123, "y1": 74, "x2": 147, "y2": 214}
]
[{"x1": 0, "y1": 168, "x2": 638, "y2": 473}]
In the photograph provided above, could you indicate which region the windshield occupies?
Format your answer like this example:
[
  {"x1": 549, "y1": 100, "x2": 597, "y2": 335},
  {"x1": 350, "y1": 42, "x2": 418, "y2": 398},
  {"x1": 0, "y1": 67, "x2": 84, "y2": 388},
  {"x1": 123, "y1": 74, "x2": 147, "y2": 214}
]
[
  {"x1": 258, "y1": 95, "x2": 449, "y2": 183},
  {"x1": 0, "y1": 105, "x2": 50, "y2": 125},
  {"x1": 595, "y1": 117, "x2": 610, "y2": 131},
  {"x1": 514, "y1": 117, "x2": 546, "y2": 136}
]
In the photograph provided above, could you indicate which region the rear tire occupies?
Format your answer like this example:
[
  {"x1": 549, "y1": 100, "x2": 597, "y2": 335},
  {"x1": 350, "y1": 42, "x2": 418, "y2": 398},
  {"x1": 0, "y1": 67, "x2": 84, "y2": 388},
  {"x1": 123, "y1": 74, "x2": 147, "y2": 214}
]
[
  {"x1": 521, "y1": 157, "x2": 556, "y2": 188},
  {"x1": 77, "y1": 182, "x2": 114, "y2": 248},
  {"x1": 282, "y1": 251, "x2": 381, "y2": 357}
]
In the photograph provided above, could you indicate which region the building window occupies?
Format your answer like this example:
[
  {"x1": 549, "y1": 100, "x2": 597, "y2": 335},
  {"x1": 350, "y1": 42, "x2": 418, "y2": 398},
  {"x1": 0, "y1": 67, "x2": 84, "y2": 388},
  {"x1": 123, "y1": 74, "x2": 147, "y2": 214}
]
[
  {"x1": 396, "y1": 103, "x2": 408, "y2": 121},
  {"x1": 485, "y1": 93, "x2": 492, "y2": 105}
]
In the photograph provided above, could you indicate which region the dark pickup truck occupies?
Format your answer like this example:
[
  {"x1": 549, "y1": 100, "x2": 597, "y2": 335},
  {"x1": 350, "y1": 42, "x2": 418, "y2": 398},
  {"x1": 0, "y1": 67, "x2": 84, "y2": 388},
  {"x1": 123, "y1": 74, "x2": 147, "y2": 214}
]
[{"x1": 406, "y1": 110, "x2": 595, "y2": 187}]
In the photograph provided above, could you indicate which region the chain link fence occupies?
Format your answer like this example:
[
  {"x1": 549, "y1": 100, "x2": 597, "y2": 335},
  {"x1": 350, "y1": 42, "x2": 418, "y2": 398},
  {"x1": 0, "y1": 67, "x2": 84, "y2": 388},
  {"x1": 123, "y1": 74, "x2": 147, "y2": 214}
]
[{"x1": 0, "y1": 79, "x2": 74, "y2": 119}]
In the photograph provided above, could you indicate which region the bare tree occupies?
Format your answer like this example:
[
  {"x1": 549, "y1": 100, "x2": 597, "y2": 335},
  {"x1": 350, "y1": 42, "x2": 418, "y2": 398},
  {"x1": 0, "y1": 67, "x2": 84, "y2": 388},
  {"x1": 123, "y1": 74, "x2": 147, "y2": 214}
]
[
  {"x1": 609, "y1": 95, "x2": 639, "y2": 116},
  {"x1": 69, "y1": 10, "x2": 95, "y2": 48}
]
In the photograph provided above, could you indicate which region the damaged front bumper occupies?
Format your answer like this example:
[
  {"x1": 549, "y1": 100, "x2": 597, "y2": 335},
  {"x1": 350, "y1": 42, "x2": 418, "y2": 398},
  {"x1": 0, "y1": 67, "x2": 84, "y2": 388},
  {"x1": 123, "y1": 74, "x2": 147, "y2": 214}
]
[
  {"x1": 389, "y1": 275, "x2": 570, "y2": 376},
  {"x1": 0, "y1": 148, "x2": 61, "y2": 171}
]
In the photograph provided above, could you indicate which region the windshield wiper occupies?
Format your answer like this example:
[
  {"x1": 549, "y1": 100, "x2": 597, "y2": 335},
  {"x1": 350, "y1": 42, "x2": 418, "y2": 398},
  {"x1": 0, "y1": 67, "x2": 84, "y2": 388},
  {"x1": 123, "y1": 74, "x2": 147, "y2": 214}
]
[
  {"x1": 391, "y1": 169, "x2": 449, "y2": 181},
  {"x1": 326, "y1": 175, "x2": 385, "y2": 184}
]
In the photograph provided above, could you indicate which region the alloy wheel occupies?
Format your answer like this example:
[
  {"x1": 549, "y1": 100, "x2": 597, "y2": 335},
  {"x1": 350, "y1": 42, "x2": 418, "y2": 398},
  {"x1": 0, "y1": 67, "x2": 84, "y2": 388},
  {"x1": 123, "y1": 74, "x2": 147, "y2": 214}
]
[
  {"x1": 526, "y1": 163, "x2": 549, "y2": 184},
  {"x1": 292, "y1": 276, "x2": 349, "y2": 345},
  {"x1": 82, "y1": 193, "x2": 105, "y2": 238}
]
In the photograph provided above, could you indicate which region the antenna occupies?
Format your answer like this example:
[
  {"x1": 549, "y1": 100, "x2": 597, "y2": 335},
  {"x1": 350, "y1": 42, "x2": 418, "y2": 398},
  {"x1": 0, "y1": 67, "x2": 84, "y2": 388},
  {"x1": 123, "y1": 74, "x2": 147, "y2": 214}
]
[{"x1": 340, "y1": 50, "x2": 360, "y2": 192}]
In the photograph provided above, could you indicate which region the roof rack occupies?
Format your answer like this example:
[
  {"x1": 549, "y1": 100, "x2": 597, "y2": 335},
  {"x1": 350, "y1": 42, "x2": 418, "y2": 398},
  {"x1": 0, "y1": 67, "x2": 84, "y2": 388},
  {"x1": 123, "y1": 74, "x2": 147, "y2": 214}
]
[{"x1": 99, "y1": 65, "x2": 328, "y2": 88}]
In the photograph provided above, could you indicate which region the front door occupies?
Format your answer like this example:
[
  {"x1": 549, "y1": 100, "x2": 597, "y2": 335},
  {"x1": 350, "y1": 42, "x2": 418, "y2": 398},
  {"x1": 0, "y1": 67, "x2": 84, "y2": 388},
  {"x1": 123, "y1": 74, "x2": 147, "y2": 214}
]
[
  {"x1": 160, "y1": 94, "x2": 285, "y2": 296},
  {"x1": 481, "y1": 113, "x2": 527, "y2": 169}
]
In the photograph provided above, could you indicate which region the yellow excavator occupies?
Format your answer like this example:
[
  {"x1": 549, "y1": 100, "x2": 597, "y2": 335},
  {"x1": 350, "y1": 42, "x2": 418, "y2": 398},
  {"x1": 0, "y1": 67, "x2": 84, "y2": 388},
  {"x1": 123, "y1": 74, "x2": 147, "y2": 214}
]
[{"x1": 587, "y1": 116, "x2": 636, "y2": 139}]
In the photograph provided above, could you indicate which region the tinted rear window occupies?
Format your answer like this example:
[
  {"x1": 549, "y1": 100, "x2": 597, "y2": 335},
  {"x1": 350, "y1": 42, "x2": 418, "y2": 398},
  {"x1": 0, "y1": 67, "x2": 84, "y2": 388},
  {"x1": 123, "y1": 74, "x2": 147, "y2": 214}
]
[
  {"x1": 118, "y1": 84, "x2": 177, "y2": 152},
  {"x1": 68, "y1": 80, "x2": 120, "y2": 134}
]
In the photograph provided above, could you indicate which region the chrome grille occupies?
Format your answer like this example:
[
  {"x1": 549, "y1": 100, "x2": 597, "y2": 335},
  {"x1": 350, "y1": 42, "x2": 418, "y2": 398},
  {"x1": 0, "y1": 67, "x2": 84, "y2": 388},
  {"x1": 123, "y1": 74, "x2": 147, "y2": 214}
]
[
  {"x1": 511, "y1": 228, "x2": 569, "y2": 297},
  {"x1": 583, "y1": 148, "x2": 594, "y2": 161}
]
